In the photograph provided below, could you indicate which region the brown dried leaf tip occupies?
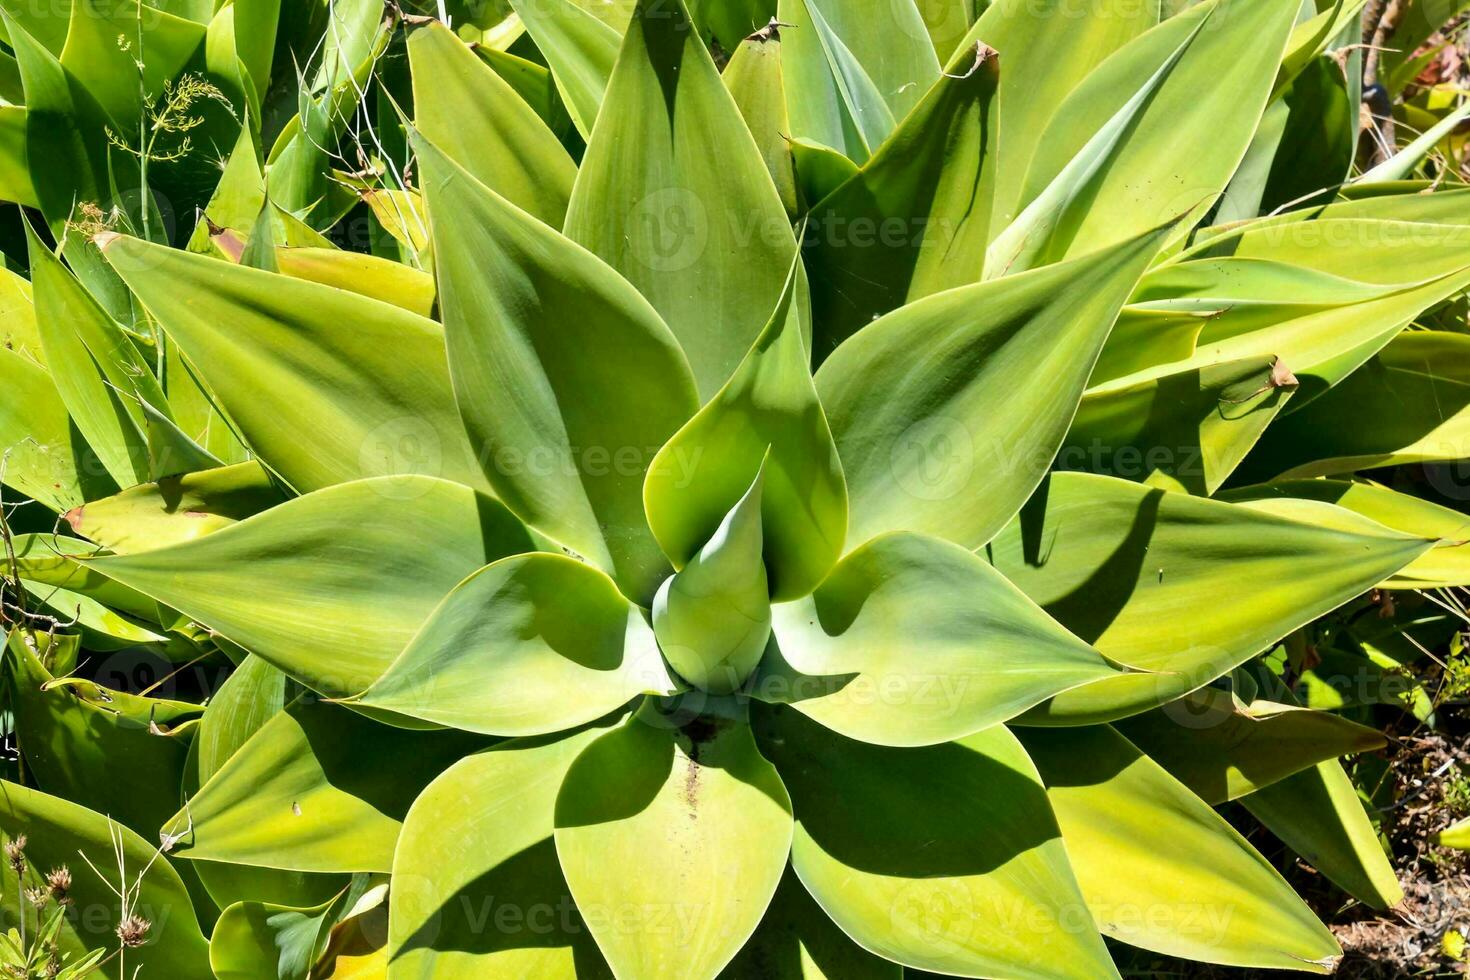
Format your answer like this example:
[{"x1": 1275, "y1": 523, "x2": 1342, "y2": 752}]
[
  {"x1": 748, "y1": 18, "x2": 792, "y2": 43},
  {"x1": 1269, "y1": 355, "x2": 1299, "y2": 389}
]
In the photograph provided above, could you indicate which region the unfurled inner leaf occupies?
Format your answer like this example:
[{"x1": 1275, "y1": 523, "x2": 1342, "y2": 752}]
[
  {"x1": 653, "y1": 472, "x2": 772, "y2": 694},
  {"x1": 645, "y1": 255, "x2": 845, "y2": 600}
]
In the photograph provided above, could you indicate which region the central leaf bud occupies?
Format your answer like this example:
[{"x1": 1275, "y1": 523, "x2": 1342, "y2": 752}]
[{"x1": 652, "y1": 471, "x2": 772, "y2": 694}]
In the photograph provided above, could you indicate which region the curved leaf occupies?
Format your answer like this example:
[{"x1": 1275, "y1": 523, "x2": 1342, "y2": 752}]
[
  {"x1": 1239, "y1": 331, "x2": 1470, "y2": 481},
  {"x1": 645, "y1": 257, "x2": 845, "y2": 599},
  {"x1": 1223, "y1": 479, "x2": 1470, "y2": 588},
  {"x1": 389, "y1": 725, "x2": 616, "y2": 980},
  {"x1": 99, "y1": 234, "x2": 492, "y2": 495},
  {"x1": 993, "y1": 0, "x2": 1297, "y2": 272},
  {"x1": 721, "y1": 866, "x2": 899, "y2": 979},
  {"x1": 94, "y1": 477, "x2": 533, "y2": 698},
  {"x1": 167, "y1": 699, "x2": 484, "y2": 874},
  {"x1": 990, "y1": 473, "x2": 1433, "y2": 724},
  {"x1": 758, "y1": 532, "x2": 1123, "y2": 746},
  {"x1": 564, "y1": 0, "x2": 799, "y2": 402},
  {"x1": 408, "y1": 21, "x2": 576, "y2": 227},
  {"x1": 1017, "y1": 726, "x2": 1340, "y2": 972},
  {"x1": 1114, "y1": 688, "x2": 1384, "y2": 803},
  {"x1": 509, "y1": 0, "x2": 619, "y2": 138},
  {"x1": 754, "y1": 706, "x2": 1117, "y2": 979},
  {"x1": 0, "y1": 347, "x2": 112, "y2": 512},
  {"x1": 7, "y1": 631, "x2": 198, "y2": 837},
  {"x1": 801, "y1": 37, "x2": 1000, "y2": 355},
  {"x1": 355, "y1": 554, "x2": 673, "y2": 735},
  {"x1": 816, "y1": 224, "x2": 1165, "y2": 552},
  {"x1": 0, "y1": 778, "x2": 210, "y2": 977},
  {"x1": 416, "y1": 130, "x2": 697, "y2": 604},
  {"x1": 556, "y1": 704, "x2": 792, "y2": 980},
  {"x1": 64, "y1": 461, "x2": 284, "y2": 553},
  {"x1": 1242, "y1": 761, "x2": 1403, "y2": 909}
]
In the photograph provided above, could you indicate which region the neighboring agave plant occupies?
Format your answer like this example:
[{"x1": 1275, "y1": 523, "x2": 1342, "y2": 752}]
[{"x1": 1, "y1": 0, "x2": 1470, "y2": 977}]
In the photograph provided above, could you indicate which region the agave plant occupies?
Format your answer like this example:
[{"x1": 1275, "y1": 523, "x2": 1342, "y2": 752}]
[{"x1": 2, "y1": 0, "x2": 1470, "y2": 976}]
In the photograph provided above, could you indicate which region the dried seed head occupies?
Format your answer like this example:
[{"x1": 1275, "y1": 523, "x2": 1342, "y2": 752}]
[
  {"x1": 4, "y1": 835, "x2": 27, "y2": 875},
  {"x1": 46, "y1": 866, "x2": 71, "y2": 905},
  {"x1": 23, "y1": 886, "x2": 48, "y2": 907},
  {"x1": 43, "y1": 951, "x2": 61, "y2": 979},
  {"x1": 116, "y1": 914, "x2": 152, "y2": 948}
]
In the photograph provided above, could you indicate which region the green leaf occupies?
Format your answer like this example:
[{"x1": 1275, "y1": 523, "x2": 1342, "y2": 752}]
[
  {"x1": 59, "y1": 0, "x2": 205, "y2": 126},
  {"x1": 355, "y1": 554, "x2": 673, "y2": 734},
  {"x1": 0, "y1": 347, "x2": 113, "y2": 512},
  {"x1": 1223, "y1": 479, "x2": 1470, "y2": 588},
  {"x1": 721, "y1": 866, "x2": 899, "y2": 978},
  {"x1": 408, "y1": 21, "x2": 576, "y2": 228},
  {"x1": 1358, "y1": 98, "x2": 1470, "y2": 184},
  {"x1": 191, "y1": 655, "x2": 348, "y2": 913},
  {"x1": 389, "y1": 724, "x2": 617, "y2": 979},
  {"x1": 969, "y1": 0, "x2": 1157, "y2": 226},
  {"x1": 267, "y1": 248, "x2": 437, "y2": 318},
  {"x1": 93, "y1": 477, "x2": 533, "y2": 698},
  {"x1": 509, "y1": 0, "x2": 620, "y2": 139},
  {"x1": 6, "y1": 631, "x2": 199, "y2": 837},
  {"x1": 1242, "y1": 761, "x2": 1404, "y2": 909},
  {"x1": 1437, "y1": 816, "x2": 1470, "y2": 850},
  {"x1": 775, "y1": 0, "x2": 937, "y2": 162},
  {"x1": 0, "y1": 106, "x2": 37, "y2": 208},
  {"x1": 556, "y1": 703, "x2": 792, "y2": 980},
  {"x1": 1094, "y1": 227, "x2": 1470, "y2": 398},
  {"x1": 757, "y1": 532, "x2": 1123, "y2": 746},
  {"x1": 1239, "y1": 331, "x2": 1470, "y2": 481},
  {"x1": 991, "y1": 0, "x2": 1296, "y2": 274},
  {"x1": 65, "y1": 461, "x2": 286, "y2": 554},
  {"x1": 816, "y1": 224, "x2": 1164, "y2": 552},
  {"x1": 1017, "y1": 726, "x2": 1340, "y2": 972},
  {"x1": 167, "y1": 699, "x2": 484, "y2": 874},
  {"x1": 723, "y1": 28, "x2": 798, "y2": 217},
  {"x1": 2, "y1": 10, "x2": 103, "y2": 225},
  {"x1": 653, "y1": 472, "x2": 772, "y2": 694},
  {"x1": 645, "y1": 257, "x2": 845, "y2": 599},
  {"x1": 564, "y1": 0, "x2": 799, "y2": 403},
  {"x1": 29, "y1": 223, "x2": 166, "y2": 490},
  {"x1": 989, "y1": 473, "x2": 1434, "y2": 724},
  {"x1": 1114, "y1": 687, "x2": 1384, "y2": 803},
  {"x1": 912, "y1": 0, "x2": 978, "y2": 61},
  {"x1": 0, "y1": 777, "x2": 211, "y2": 977},
  {"x1": 1065, "y1": 355, "x2": 1298, "y2": 495},
  {"x1": 754, "y1": 706, "x2": 1117, "y2": 979},
  {"x1": 209, "y1": 887, "x2": 347, "y2": 980},
  {"x1": 801, "y1": 38, "x2": 1000, "y2": 355},
  {"x1": 99, "y1": 234, "x2": 493, "y2": 496},
  {"x1": 416, "y1": 130, "x2": 697, "y2": 604},
  {"x1": 8, "y1": 534, "x2": 161, "y2": 623}
]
